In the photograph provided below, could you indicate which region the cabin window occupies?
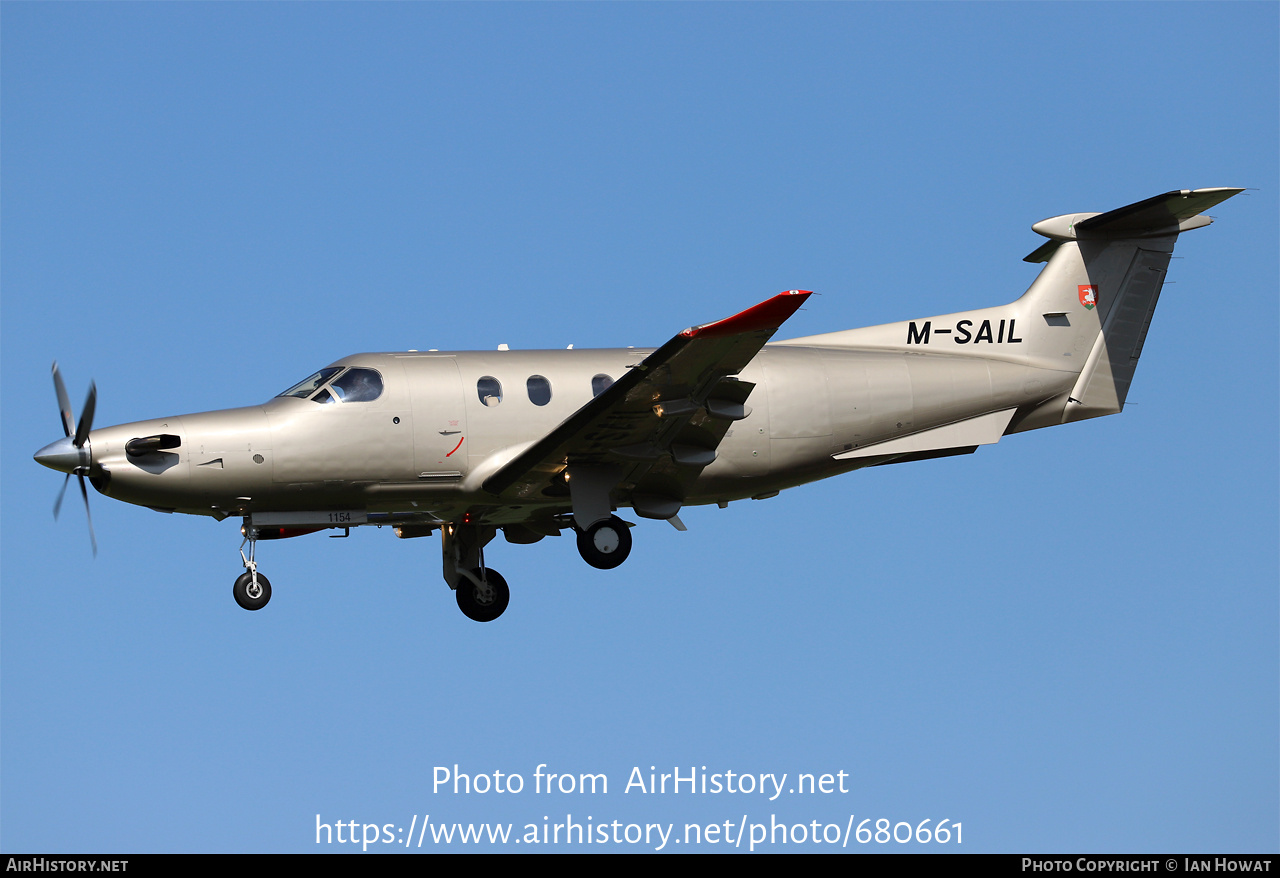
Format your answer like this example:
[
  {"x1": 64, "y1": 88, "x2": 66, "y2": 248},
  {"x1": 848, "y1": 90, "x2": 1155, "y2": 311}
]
[
  {"x1": 477, "y1": 376, "x2": 503, "y2": 407},
  {"x1": 527, "y1": 375, "x2": 552, "y2": 406},
  {"x1": 591, "y1": 374, "x2": 613, "y2": 397},
  {"x1": 330, "y1": 368, "x2": 383, "y2": 403}
]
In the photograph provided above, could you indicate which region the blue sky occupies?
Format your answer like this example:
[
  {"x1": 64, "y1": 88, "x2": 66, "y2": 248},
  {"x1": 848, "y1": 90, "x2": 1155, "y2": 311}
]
[{"x1": 3, "y1": 3, "x2": 1276, "y2": 853}]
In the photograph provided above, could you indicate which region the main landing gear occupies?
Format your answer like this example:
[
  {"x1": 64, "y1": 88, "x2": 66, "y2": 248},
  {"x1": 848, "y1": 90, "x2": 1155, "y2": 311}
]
[
  {"x1": 576, "y1": 515, "x2": 633, "y2": 570},
  {"x1": 454, "y1": 568, "x2": 510, "y2": 623},
  {"x1": 442, "y1": 523, "x2": 509, "y2": 622}
]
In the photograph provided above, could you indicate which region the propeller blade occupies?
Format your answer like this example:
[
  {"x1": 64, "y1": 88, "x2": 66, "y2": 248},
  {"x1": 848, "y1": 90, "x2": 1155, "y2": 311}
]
[
  {"x1": 74, "y1": 382, "x2": 96, "y2": 449},
  {"x1": 52, "y1": 362, "x2": 74, "y2": 438},
  {"x1": 77, "y1": 474, "x2": 97, "y2": 557},
  {"x1": 46, "y1": 363, "x2": 100, "y2": 556},
  {"x1": 53, "y1": 473, "x2": 70, "y2": 519}
]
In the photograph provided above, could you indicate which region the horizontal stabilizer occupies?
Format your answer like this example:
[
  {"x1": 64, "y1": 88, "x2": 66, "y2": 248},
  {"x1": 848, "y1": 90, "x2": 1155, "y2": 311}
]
[
  {"x1": 1076, "y1": 188, "x2": 1243, "y2": 237},
  {"x1": 1022, "y1": 238, "x2": 1064, "y2": 264},
  {"x1": 1024, "y1": 188, "x2": 1243, "y2": 261},
  {"x1": 832, "y1": 408, "x2": 1017, "y2": 461}
]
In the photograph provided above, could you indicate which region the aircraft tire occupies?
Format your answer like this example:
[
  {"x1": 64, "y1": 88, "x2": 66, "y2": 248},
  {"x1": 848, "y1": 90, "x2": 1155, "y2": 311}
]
[
  {"x1": 456, "y1": 569, "x2": 509, "y2": 622},
  {"x1": 232, "y1": 572, "x2": 272, "y2": 611},
  {"x1": 576, "y1": 516, "x2": 632, "y2": 570}
]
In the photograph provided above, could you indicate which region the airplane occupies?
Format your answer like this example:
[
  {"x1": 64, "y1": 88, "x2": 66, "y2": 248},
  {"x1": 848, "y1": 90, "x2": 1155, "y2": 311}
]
[{"x1": 34, "y1": 188, "x2": 1242, "y2": 622}]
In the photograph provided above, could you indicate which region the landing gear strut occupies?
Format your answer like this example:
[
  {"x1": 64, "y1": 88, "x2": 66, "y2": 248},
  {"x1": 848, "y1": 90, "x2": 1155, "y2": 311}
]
[
  {"x1": 576, "y1": 515, "x2": 632, "y2": 569},
  {"x1": 234, "y1": 531, "x2": 271, "y2": 611}
]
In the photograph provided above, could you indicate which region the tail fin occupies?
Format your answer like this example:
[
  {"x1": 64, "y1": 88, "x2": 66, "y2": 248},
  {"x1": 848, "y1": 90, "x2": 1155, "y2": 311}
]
[
  {"x1": 778, "y1": 188, "x2": 1243, "y2": 424},
  {"x1": 1022, "y1": 188, "x2": 1243, "y2": 422}
]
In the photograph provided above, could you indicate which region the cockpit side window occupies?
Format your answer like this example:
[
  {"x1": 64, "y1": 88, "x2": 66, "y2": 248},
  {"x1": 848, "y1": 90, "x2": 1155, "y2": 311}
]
[
  {"x1": 330, "y1": 368, "x2": 383, "y2": 403},
  {"x1": 278, "y1": 368, "x2": 342, "y2": 399}
]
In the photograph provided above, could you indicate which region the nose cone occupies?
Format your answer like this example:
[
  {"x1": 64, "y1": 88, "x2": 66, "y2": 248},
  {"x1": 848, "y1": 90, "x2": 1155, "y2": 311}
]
[{"x1": 34, "y1": 436, "x2": 84, "y2": 474}]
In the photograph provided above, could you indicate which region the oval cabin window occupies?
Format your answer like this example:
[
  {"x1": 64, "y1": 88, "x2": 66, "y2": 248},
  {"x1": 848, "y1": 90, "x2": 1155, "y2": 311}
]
[
  {"x1": 477, "y1": 376, "x2": 503, "y2": 407},
  {"x1": 527, "y1": 375, "x2": 552, "y2": 406}
]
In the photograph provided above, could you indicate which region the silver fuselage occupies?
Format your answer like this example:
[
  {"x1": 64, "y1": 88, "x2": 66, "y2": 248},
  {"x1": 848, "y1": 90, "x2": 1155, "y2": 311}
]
[{"x1": 82, "y1": 343, "x2": 1074, "y2": 526}]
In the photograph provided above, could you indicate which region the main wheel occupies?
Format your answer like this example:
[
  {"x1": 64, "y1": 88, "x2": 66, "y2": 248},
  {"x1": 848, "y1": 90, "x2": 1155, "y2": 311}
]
[
  {"x1": 455, "y1": 569, "x2": 509, "y2": 622},
  {"x1": 576, "y1": 516, "x2": 632, "y2": 570},
  {"x1": 233, "y1": 571, "x2": 272, "y2": 611}
]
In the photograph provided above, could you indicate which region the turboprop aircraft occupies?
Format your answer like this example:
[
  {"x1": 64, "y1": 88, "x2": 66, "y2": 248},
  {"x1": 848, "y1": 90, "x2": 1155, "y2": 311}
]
[{"x1": 35, "y1": 188, "x2": 1242, "y2": 621}]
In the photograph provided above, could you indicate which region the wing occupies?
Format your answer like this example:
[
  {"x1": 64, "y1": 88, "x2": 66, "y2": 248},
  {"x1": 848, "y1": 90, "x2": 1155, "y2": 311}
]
[{"x1": 482, "y1": 290, "x2": 812, "y2": 520}]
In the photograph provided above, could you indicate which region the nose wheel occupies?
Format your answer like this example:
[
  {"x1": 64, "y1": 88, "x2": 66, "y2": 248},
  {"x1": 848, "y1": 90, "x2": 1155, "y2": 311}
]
[
  {"x1": 576, "y1": 516, "x2": 632, "y2": 569},
  {"x1": 233, "y1": 571, "x2": 272, "y2": 611}
]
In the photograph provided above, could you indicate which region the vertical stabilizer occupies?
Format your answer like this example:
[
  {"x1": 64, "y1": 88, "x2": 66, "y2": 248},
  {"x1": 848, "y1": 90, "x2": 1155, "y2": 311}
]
[
  {"x1": 1028, "y1": 188, "x2": 1244, "y2": 423},
  {"x1": 779, "y1": 189, "x2": 1242, "y2": 432}
]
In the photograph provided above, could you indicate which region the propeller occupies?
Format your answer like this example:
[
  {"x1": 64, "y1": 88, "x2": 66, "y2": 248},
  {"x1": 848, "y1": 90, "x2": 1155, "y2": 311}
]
[{"x1": 43, "y1": 362, "x2": 98, "y2": 556}]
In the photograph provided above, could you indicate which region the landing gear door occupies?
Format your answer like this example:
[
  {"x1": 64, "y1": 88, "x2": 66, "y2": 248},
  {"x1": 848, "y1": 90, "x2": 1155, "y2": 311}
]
[{"x1": 405, "y1": 356, "x2": 469, "y2": 482}]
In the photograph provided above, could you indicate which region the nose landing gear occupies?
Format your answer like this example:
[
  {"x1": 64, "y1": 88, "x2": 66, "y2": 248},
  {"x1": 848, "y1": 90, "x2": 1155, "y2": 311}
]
[{"x1": 233, "y1": 532, "x2": 271, "y2": 610}]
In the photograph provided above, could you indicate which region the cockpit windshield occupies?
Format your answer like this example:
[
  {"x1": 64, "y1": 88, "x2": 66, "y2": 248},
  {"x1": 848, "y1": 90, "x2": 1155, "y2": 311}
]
[
  {"x1": 278, "y1": 368, "x2": 342, "y2": 399},
  {"x1": 276, "y1": 367, "x2": 384, "y2": 403}
]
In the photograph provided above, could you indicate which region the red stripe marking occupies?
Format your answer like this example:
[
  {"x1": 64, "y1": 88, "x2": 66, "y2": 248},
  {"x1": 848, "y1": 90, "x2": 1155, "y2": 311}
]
[
  {"x1": 681, "y1": 290, "x2": 812, "y2": 339},
  {"x1": 446, "y1": 437, "x2": 464, "y2": 457}
]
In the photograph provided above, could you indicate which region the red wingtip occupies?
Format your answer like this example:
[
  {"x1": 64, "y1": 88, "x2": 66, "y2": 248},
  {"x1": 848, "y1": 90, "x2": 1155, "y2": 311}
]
[{"x1": 682, "y1": 290, "x2": 813, "y2": 339}]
